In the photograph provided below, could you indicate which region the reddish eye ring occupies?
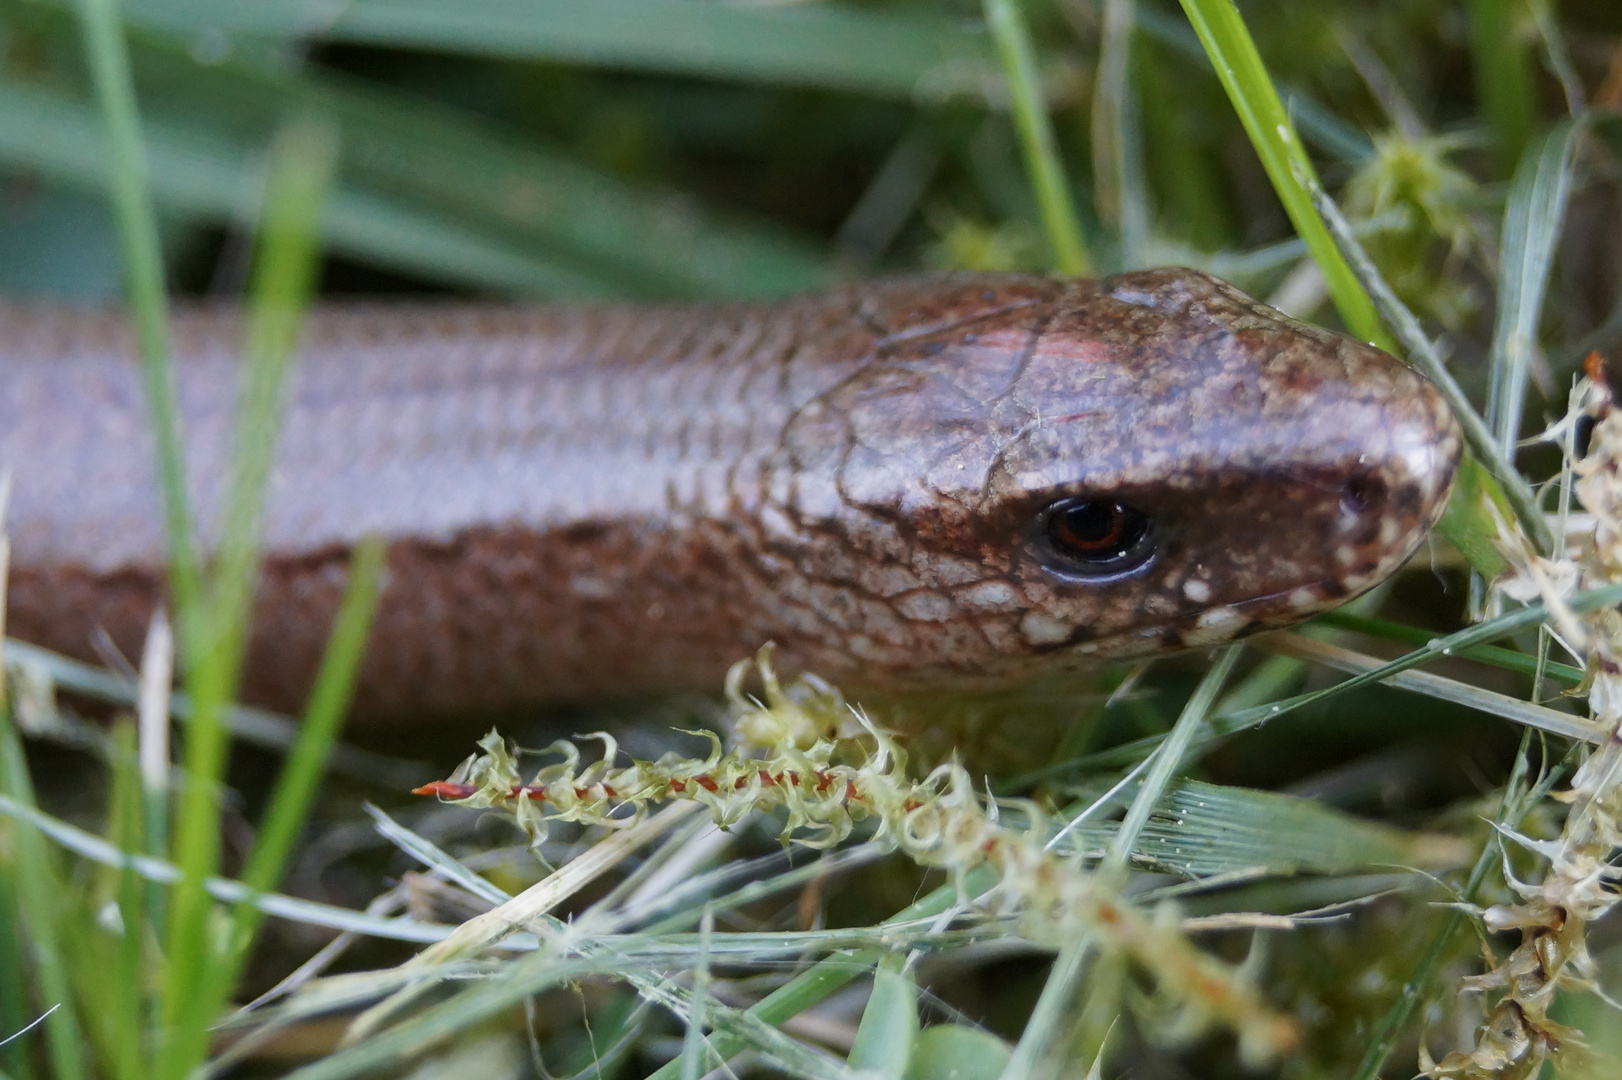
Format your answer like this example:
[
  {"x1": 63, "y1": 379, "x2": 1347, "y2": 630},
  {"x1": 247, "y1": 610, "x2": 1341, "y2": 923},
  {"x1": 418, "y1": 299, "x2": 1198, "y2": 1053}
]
[{"x1": 1039, "y1": 498, "x2": 1155, "y2": 581}]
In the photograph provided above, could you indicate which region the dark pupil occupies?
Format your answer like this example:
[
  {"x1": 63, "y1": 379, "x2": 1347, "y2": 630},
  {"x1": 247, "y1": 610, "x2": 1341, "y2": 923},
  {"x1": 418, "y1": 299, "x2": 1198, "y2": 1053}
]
[
  {"x1": 1047, "y1": 499, "x2": 1149, "y2": 566},
  {"x1": 1053, "y1": 501, "x2": 1125, "y2": 551}
]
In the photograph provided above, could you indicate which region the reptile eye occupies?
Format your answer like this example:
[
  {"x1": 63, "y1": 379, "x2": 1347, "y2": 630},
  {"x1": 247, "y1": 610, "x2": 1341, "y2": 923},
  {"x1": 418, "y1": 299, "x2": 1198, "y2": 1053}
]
[{"x1": 1039, "y1": 498, "x2": 1155, "y2": 581}]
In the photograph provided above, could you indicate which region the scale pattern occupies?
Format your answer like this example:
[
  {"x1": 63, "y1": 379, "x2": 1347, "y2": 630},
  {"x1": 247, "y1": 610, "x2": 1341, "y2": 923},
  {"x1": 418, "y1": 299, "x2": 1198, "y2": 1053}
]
[{"x1": 0, "y1": 269, "x2": 1461, "y2": 719}]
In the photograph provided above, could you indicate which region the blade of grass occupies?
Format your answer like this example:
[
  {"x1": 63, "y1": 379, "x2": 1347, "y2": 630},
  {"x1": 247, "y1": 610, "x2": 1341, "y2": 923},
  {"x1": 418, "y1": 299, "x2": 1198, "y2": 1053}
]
[
  {"x1": 0, "y1": 78, "x2": 632, "y2": 298},
  {"x1": 288, "y1": 938, "x2": 866, "y2": 1080},
  {"x1": 65, "y1": 0, "x2": 204, "y2": 1072},
  {"x1": 0, "y1": 487, "x2": 27, "y2": 1080},
  {"x1": 229, "y1": 538, "x2": 384, "y2": 944},
  {"x1": 71, "y1": 0, "x2": 250, "y2": 1057},
  {"x1": 0, "y1": 794, "x2": 477, "y2": 944},
  {"x1": 103, "y1": 722, "x2": 150, "y2": 1080},
  {"x1": 1004, "y1": 649, "x2": 1241, "y2": 1080},
  {"x1": 1134, "y1": 7, "x2": 1374, "y2": 166},
  {"x1": 1051, "y1": 776, "x2": 1465, "y2": 877},
  {"x1": 982, "y1": 0, "x2": 1090, "y2": 276},
  {"x1": 999, "y1": 937, "x2": 1089, "y2": 1080},
  {"x1": 1485, "y1": 119, "x2": 1580, "y2": 456},
  {"x1": 1058, "y1": 581, "x2": 1622, "y2": 775},
  {"x1": 94, "y1": 12, "x2": 834, "y2": 299},
  {"x1": 848, "y1": 953, "x2": 919, "y2": 1077},
  {"x1": 1304, "y1": 178, "x2": 1554, "y2": 556},
  {"x1": 72, "y1": 0, "x2": 201, "y2": 643},
  {"x1": 205, "y1": 118, "x2": 337, "y2": 650},
  {"x1": 279, "y1": 953, "x2": 635, "y2": 1080},
  {"x1": 0, "y1": 840, "x2": 26, "y2": 1079},
  {"x1": 1217, "y1": 583, "x2": 1622, "y2": 737},
  {"x1": 1315, "y1": 610, "x2": 1583, "y2": 684},
  {"x1": 185, "y1": 538, "x2": 385, "y2": 1071},
  {"x1": 1105, "y1": 646, "x2": 1243, "y2": 881},
  {"x1": 0, "y1": 714, "x2": 88, "y2": 1080},
  {"x1": 1092, "y1": 0, "x2": 1148, "y2": 265},
  {"x1": 677, "y1": 907, "x2": 714, "y2": 1080},
  {"x1": 157, "y1": 117, "x2": 343, "y2": 1079},
  {"x1": 1435, "y1": 454, "x2": 1514, "y2": 579},
  {"x1": 1174, "y1": 0, "x2": 1385, "y2": 346},
  {"x1": 1467, "y1": 0, "x2": 1537, "y2": 176},
  {"x1": 1255, "y1": 632, "x2": 1594, "y2": 743},
  {"x1": 644, "y1": 866, "x2": 1001, "y2": 1080},
  {"x1": 2, "y1": 637, "x2": 427, "y2": 787},
  {"x1": 136, "y1": 610, "x2": 172, "y2": 938},
  {"x1": 1527, "y1": 0, "x2": 1585, "y2": 116},
  {"x1": 114, "y1": 0, "x2": 1002, "y2": 100}
]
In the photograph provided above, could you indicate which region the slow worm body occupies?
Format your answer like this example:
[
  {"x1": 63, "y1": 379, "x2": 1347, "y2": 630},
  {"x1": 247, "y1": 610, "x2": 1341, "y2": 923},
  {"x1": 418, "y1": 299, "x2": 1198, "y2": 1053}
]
[{"x1": 1, "y1": 269, "x2": 1461, "y2": 721}]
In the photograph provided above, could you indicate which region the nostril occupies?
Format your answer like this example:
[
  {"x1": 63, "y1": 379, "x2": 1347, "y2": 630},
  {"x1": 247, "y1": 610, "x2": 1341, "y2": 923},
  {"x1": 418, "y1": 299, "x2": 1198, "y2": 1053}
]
[{"x1": 1342, "y1": 474, "x2": 1379, "y2": 515}]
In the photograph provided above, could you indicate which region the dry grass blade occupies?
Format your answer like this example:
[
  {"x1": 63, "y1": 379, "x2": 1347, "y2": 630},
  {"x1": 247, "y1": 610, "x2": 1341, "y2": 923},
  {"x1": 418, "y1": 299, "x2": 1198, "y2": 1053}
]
[{"x1": 1257, "y1": 632, "x2": 1601, "y2": 743}]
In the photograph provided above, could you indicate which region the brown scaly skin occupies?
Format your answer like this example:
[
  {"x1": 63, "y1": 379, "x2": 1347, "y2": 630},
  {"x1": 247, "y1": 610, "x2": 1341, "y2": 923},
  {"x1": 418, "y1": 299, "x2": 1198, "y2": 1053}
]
[{"x1": 0, "y1": 269, "x2": 1460, "y2": 721}]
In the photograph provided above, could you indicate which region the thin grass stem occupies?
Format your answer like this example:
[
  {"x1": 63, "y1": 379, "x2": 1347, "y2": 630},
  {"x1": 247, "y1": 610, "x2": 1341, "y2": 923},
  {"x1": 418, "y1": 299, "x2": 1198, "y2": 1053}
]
[
  {"x1": 982, "y1": 0, "x2": 1091, "y2": 276},
  {"x1": 0, "y1": 716, "x2": 87, "y2": 1080},
  {"x1": 1174, "y1": 0, "x2": 1386, "y2": 347}
]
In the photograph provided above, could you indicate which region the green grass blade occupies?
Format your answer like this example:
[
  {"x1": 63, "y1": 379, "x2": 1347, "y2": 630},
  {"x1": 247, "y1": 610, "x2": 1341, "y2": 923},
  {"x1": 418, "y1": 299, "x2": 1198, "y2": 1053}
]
[
  {"x1": 0, "y1": 714, "x2": 88, "y2": 1080},
  {"x1": 1091, "y1": 0, "x2": 1149, "y2": 265},
  {"x1": 0, "y1": 794, "x2": 469, "y2": 944},
  {"x1": 0, "y1": 747, "x2": 27, "y2": 1080},
  {"x1": 848, "y1": 954, "x2": 918, "y2": 1077},
  {"x1": 677, "y1": 909, "x2": 713, "y2": 1080},
  {"x1": 69, "y1": 0, "x2": 231, "y2": 1067},
  {"x1": 102, "y1": 723, "x2": 150, "y2": 1080},
  {"x1": 114, "y1": 0, "x2": 1001, "y2": 99},
  {"x1": 982, "y1": 0, "x2": 1090, "y2": 276},
  {"x1": 1104, "y1": 647, "x2": 1242, "y2": 881},
  {"x1": 276, "y1": 953, "x2": 623, "y2": 1080},
  {"x1": 1134, "y1": 7, "x2": 1373, "y2": 166},
  {"x1": 1434, "y1": 454, "x2": 1514, "y2": 579},
  {"x1": 1000, "y1": 935, "x2": 1089, "y2": 1080},
  {"x1": 178, "y1": 540, "x2": 384, "y2": 1070},
  {"x1": 229, "y1": 538, "x2": 384, "y2": 950},
  {"x1": 156, "y1": 117, "x2": 333, "y2": 1080},
  {"x1": 1486, "y1": 119, "x2": 1580, "y2": 456},
  {"x1": 1316, "y1": 610, "x2": 1583, "y2": 684},
  {"x1": 71, "y1": 0, "x2": 202, "y2": 643},
  {"x1": 206, "y1": 118, "x2": 337, "y2": 645},
  {"x1": 0, "y1": 77, "x2": 615, "y2": 297},
  {"x1": 1, "y1": 637, "x2": 426, "y2": 788},
  {"x1": 1174, "y1": 0, "x2": 1384, "y2": 346},
  {"x1": 1068, "y1": 581, "x2": 1622, "y2": 774},
  {"x1": 646, "y1": 867, "x2": 1000, "y2": 1080},
  {"x1": 1217, "y1": 584, "x2": 1622, "y2": 736},
  {"x1": 1466, "y1": 0, "x2": 1536, "y2": 176}
]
